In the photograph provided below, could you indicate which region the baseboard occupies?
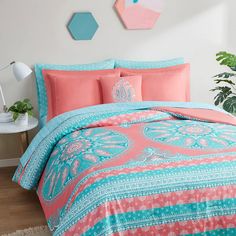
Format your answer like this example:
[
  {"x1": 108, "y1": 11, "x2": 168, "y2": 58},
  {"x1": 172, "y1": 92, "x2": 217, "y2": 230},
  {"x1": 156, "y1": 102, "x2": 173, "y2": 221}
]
[{"x1": 0, "y1": 154, "x2": 20, "y2": 167}]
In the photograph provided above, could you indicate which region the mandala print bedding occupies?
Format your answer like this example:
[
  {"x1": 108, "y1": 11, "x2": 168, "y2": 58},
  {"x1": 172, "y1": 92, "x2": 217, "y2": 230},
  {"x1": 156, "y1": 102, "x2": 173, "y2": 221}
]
[{"x1": 13, "y1": 102, "x2": 236, "y2": 236}]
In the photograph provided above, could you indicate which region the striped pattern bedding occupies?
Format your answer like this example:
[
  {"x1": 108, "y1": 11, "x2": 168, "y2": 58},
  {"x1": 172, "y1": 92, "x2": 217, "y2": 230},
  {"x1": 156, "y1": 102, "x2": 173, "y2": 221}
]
[{"x1": 13, "y1": 102, "x2": 236, "y2": 235}]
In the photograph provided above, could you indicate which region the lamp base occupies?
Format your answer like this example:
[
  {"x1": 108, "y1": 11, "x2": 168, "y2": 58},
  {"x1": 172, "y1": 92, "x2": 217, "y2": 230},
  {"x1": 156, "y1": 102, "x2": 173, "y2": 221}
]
[{"x1": 0, "y1": 112, "x2": 13, "y2": 123}]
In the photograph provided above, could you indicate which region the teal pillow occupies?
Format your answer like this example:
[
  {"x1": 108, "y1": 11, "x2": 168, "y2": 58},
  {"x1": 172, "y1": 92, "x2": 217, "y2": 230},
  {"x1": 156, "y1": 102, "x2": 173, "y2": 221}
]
[
  {"x1": 35, "y1": 59, "x2": 115, "y2": 127},
  {"x1": 115, "y1": 58, "x2": 184, "y2": 69}
]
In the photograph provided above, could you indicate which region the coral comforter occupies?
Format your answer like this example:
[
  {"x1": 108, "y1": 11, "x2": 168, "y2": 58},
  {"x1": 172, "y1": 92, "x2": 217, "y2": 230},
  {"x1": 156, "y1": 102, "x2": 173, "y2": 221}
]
[{"x1": 14, "y1": 102, "x2": 236, "y2": 235}]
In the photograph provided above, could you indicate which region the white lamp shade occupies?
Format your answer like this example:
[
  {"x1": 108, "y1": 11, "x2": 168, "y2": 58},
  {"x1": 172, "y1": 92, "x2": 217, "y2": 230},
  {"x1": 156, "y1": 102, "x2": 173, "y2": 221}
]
[{"x1": 12, "y1": 62, "x2": 32, "y2": 81}]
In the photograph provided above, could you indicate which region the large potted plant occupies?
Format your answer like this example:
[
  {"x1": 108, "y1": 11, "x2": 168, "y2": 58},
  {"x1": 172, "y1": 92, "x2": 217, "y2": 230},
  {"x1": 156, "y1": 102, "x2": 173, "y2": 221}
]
[
  {"x1": 8, "y1": 98, "x2": 33, "y2": 126},
  {"x1": 212, "y1": 51, "x2": 236, "y2": 114}
]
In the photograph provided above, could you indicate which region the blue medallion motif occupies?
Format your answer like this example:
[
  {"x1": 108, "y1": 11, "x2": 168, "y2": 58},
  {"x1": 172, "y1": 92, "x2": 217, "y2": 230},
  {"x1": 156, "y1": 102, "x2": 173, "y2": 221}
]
[
  {"x1": 144, "y1": 120, "x2": 236, "y2": 150},
  {"x1": 42, "y1": 127, "x2": 129, "y2": 200}
]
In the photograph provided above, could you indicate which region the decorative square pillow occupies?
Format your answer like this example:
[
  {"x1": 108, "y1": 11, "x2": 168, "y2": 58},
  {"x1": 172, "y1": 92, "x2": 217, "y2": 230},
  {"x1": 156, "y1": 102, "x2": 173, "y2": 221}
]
[
  {"x1": 114, "y1": 58, "x2": 184, "y2": 69},
  {"x1": 43, "y1": 69, "x2": 120, "y2": 121},
  {"x1": 100, "y1": 75, "x2": 142, "y2": 103},
  {"x1": 120, "y1": 64, "x2": 190, "y2": 102},
  {"x1": 35, "y1": 59, "x2": 115, "y2": 126}
]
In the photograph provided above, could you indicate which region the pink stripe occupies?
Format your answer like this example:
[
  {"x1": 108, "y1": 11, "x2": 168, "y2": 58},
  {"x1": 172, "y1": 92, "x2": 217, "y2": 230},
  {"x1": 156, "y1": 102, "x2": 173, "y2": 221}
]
[
  {"x1": 38, "y1": 154, "x2": 236, "y2": 219},
  {"x1": 65, "y1": 155, "x2": 236, "y2": 213},
  {"x1": 63, "y1": 185, "x2": 236, "y2": 235},
  {"x1": 87, "y1": 110, "x2": 173, "y2": 128},
  {"x1": 37, "y1": 108, "x2": 236, "y2": 217},
  {"x1": 112, "y1": 215, "x2": 236, "y2": 236}
]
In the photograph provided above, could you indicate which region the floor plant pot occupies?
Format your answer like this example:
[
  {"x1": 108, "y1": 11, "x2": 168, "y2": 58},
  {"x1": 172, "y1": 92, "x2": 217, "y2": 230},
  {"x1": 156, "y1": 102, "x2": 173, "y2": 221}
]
[{"x1": 15, "y1": 113, "x2": 28, "y2": 126}]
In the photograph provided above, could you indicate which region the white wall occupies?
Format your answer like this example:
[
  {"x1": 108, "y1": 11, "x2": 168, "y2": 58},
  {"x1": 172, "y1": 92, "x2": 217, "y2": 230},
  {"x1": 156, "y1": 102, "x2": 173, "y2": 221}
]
[{"x1": 0, "y1": 0, "x2": 235, "y2": 158}]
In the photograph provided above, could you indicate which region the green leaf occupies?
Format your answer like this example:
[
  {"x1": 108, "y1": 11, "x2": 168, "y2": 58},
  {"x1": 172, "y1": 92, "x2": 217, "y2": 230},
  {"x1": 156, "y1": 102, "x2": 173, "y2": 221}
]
[
  {"x1": 26, "y1": 103, "x2": 33, "y2": 110},
  {"x1": 214, "y1": 79, "x2": 235, "y2": 85},
  {"x1": 223, "y1": 96, "x2": 236, "y2": 114},
  {"x1": 214, "y1": 91, "x2": 230, "y2": 105},
  {"x1": 216, "y1": 51, "x2": 236, "y2": 68},
  {"x1": 8, "y1": 106, "x2": 17, "y2": 113},
  {"x1": 27, "y1": 110, "x2": 33, "y2": 116},
  {"x1": 211, "y1": 86, "x2": 232, "y2": 106},
  {"x1": 12, "y1": 112, "x2": 19, "y2": 121},
  {"x1": 23, "y1": 98, "x2": 30, "y2": 103},
  {"x1": 214, "y1": 72, "x2": 236, "y2": 79},
  {"x1": 214, "y1": 96, "x2": 221, "y2": 106},
  {"x1": 7, "y1": 99, "x2": 34, "y2": 119},
  {"x1": 210, "y1": 86, "x2": 231, "y2": 92}
]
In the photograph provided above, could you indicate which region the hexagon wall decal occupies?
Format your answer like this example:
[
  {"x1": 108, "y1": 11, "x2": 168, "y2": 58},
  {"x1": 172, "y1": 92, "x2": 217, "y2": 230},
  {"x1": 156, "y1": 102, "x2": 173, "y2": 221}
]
[
  {"x1": 114, "y1": 0, "x2": 163, "y2": 30},
  {"x1": 67, "y1": 12, "x2": 99, "y2": 40}
]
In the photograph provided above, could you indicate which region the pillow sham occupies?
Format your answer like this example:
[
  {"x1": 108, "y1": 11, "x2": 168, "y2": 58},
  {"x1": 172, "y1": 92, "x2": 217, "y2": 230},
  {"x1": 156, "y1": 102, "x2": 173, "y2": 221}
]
[
  {"x1": 43, "y1": 69, "x2": 120, "y2": 121},
  {"x1": 100, "y1": 75, "x2": 142, "y2": 103},
  {"x1": 114, "y1": 58, "x2": 184, "y2": 69},
  {"x1": 120, "y1": 64, "x2": 190, "y2": 102},
  {"x1": 35, "y1": 59, "x2": 115, "y2": 126}
]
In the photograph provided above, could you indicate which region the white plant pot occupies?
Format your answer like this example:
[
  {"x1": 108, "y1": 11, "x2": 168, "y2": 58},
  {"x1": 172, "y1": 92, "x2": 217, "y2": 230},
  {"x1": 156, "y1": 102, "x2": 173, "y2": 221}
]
[{"x1": 15, "y1": 113, "x2": 28, "y2": 126}]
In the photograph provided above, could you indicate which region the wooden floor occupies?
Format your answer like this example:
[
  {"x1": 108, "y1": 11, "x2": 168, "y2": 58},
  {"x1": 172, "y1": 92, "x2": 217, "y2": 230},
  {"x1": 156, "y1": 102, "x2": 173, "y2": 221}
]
[{"x1": 0, "y1": 167, "x2": 47, "y2": 235}]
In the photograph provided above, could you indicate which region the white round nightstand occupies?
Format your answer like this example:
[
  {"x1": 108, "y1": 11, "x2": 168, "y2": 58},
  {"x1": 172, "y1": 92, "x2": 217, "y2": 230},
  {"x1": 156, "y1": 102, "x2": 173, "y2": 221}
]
[{"x1": 0, "y1": 117, "x2": 38, "y2": 166}]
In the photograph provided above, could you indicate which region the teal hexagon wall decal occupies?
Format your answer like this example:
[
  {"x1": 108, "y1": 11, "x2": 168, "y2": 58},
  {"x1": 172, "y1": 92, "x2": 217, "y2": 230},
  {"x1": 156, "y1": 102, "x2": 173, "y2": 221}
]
[{"x1": 67, "y1": 12, "x2": 99, "y2": 40}]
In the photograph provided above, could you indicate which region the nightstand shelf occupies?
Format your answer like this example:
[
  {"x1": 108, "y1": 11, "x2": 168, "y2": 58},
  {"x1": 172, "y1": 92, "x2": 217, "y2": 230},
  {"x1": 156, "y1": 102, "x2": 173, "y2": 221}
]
[{"x1": 0, "y1": 117, "x2": 38, "y2": 167}]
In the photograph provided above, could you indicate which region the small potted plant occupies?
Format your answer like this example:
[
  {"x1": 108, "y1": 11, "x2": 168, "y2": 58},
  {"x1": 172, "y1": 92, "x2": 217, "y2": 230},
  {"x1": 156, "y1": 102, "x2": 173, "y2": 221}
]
[
  {"x1": 8, "y1": 99, "x2": 33, "y2": 126},
  {"x1": 211, "y1": 51, "x2": 236, "y2": 114}
]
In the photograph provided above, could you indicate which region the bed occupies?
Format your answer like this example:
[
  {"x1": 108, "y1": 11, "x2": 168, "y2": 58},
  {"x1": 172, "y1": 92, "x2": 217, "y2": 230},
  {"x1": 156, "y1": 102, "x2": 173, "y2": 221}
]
[
  {"x1": 13, "y1": 102, "x2": 236, "y2": 235},
  {"x1": 13, "y1": 59, "x2": 236, "y2": 235}
]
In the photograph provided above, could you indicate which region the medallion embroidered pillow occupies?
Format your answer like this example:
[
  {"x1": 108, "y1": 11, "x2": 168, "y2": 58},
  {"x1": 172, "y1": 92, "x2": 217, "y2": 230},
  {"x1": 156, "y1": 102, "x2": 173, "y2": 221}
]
[{"x1": 100, "y1": 75, "x2": 143, "y2": 103}]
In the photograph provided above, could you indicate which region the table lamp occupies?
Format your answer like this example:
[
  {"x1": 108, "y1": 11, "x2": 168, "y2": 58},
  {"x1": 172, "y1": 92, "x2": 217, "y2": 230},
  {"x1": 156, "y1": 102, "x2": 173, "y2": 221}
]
[{"x1": 0, "y1": 61, "x2": 32, "y2": 123}]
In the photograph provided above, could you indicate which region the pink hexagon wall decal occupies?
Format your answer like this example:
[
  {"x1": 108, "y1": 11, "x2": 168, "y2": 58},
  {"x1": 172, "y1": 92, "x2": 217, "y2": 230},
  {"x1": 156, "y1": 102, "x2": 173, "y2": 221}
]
[{"x1": 114, "y1": 0, "x2": 163, "y2": 30}]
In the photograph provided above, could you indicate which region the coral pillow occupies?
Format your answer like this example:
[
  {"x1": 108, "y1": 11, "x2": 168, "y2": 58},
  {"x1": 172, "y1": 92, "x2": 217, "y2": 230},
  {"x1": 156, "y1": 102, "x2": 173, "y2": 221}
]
[
  {"x1": 120, "y1": 64, "x2": 190, "y2": 102},
  {"x1": 35, "y1": 60, "x2": 115, "y2": 127},
  {"x1": 43, "y1": 69, "x2": 120, "y2": 121},
  {"x1": 100, "y1": 75, "x2": 142, "y2": 103}
]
